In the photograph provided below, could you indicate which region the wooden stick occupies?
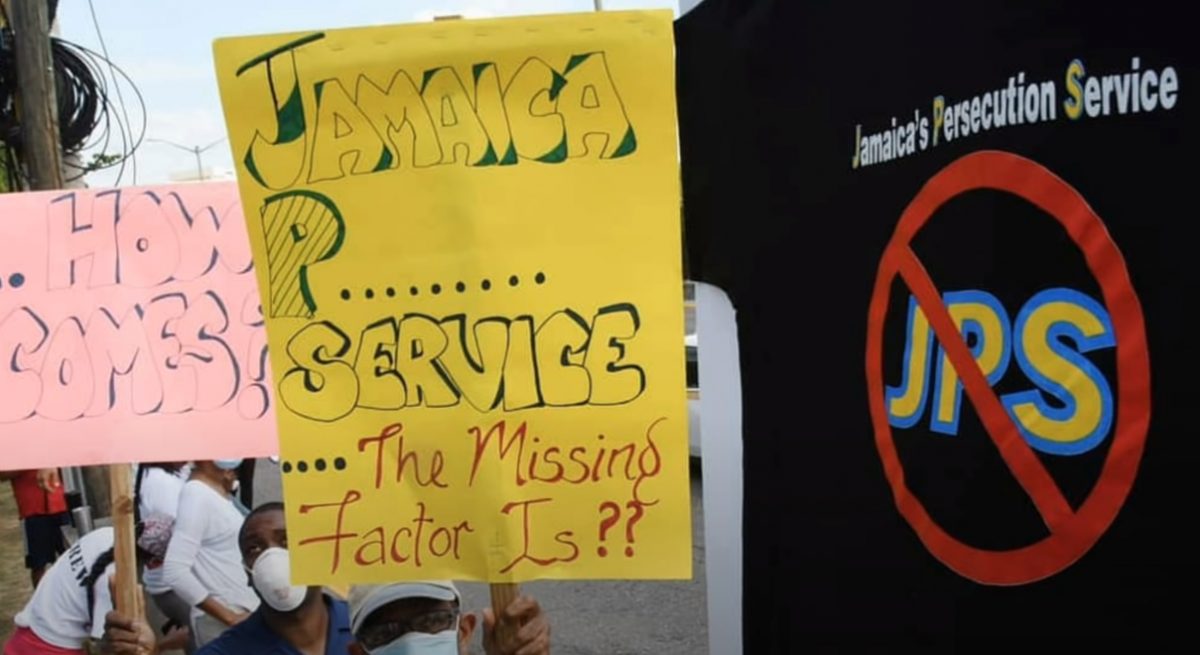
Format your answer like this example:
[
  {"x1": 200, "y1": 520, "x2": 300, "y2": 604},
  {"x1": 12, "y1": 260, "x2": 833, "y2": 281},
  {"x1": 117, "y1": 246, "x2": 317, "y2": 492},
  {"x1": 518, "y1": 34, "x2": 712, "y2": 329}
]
[
  {"x1": 108, "y1": 464, "x2": 144, "y2": 619},
  {"x1": 489, "y1": 582, "x2": 520, "y2": 643}
]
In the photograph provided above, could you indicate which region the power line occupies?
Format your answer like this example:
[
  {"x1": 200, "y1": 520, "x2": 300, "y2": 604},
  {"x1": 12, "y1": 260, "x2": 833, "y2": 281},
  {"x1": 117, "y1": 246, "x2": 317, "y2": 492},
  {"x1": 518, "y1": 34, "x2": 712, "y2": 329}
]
[
  {"x1": 87, "y1": 0, "x2": 143, "y2": 186},
  {"x1": 0, "y1": 26, "x2": 146, "y2": 188}
]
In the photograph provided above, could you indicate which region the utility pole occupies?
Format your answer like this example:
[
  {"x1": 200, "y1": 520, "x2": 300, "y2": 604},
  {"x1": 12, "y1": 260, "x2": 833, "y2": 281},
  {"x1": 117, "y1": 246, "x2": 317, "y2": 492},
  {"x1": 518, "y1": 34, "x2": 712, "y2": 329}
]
[{"x1": 12, "y1": 0, "x2": 63, "y2": 189}]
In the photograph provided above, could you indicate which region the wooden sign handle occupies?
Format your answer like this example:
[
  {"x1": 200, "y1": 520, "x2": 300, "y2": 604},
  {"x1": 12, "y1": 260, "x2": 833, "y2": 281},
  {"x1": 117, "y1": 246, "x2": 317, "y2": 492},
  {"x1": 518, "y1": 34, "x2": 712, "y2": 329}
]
[
  {"x1": 489, "y1": 582, "x2": 520, "y2": 643},
  {"x1": 109, "y1": 464, "x2": 145, "y2": 619}
]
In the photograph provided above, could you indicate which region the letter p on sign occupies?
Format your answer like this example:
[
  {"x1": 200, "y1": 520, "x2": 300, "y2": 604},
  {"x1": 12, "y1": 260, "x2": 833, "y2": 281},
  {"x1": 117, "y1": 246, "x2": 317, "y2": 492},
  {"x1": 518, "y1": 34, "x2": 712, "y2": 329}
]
[{"x1": 259, "y1": 191, "x2": 346, "y2": 317}]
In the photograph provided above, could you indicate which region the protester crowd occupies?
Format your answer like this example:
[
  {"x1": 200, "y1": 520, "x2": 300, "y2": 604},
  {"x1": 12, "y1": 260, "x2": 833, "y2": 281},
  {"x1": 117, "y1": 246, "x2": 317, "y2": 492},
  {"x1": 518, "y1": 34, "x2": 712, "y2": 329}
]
[{"x1": 4, "y1": 461, "x2": 550, "y2": 655}]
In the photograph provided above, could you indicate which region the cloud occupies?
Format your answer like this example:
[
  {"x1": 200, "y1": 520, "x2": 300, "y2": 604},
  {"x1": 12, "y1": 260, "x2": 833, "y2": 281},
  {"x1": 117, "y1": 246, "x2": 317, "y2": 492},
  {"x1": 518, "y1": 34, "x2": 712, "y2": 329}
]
[
  {"x1": 142, "y1": 108, "x2": 228, "y2": 144},
  {"x1": 120, "y1": 60, "x2": 212, "y2": 85}
]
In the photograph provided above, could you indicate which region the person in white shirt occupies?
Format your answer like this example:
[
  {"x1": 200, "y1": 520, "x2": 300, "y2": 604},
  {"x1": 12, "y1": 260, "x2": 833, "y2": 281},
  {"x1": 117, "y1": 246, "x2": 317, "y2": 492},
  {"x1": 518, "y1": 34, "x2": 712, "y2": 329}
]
[
  {"x1": 134, "y1": 462, "x2": 191, "y2": 643},
  {"x1": 137, "y1": 462, "x2": 191, "y2": 518},
  {"x1": 2, "y1": 515, "x2": 174, "y2": 655},
  {"x1": 162, "y1": 459, "x2": 260, "y2": 649}
]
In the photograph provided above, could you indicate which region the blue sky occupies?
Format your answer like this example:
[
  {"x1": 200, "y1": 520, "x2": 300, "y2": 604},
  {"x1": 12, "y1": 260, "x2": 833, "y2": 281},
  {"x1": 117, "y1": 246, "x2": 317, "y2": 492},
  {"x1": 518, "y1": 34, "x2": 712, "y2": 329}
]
[{"x1": 58, "y1": 0, "x2": 683, "y2": 187}]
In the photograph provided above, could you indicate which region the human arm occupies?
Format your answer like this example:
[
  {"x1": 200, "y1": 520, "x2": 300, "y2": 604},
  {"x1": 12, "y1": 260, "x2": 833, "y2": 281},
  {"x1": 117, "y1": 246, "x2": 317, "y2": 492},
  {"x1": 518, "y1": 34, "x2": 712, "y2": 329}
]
[
  {"x1": 157, "y1": 623, "x2": 190, "y2": 651},
  {"x1": 197, "y1": 596, "x2": 249, "y2": 626},
  {"x1": 36, "y1": 468, "x2": 61, "y2": 491},
  {"x1": 482, "y1": 596, "x2": 551, "y2": 655}
]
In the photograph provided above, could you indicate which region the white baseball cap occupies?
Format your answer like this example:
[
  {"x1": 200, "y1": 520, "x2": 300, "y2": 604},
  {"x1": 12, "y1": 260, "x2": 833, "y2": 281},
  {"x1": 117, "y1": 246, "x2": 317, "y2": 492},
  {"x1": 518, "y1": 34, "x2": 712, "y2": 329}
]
[{"x1": 348, "y1": 581, "x2": 461, "y2": 634}]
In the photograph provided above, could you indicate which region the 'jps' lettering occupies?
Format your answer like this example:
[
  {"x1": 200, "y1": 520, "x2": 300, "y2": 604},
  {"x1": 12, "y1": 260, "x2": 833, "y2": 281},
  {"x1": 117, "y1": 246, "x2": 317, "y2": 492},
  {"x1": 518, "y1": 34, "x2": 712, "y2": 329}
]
[{"x1": 886, "y1": 288, "x2": 1114, "y2": 456}]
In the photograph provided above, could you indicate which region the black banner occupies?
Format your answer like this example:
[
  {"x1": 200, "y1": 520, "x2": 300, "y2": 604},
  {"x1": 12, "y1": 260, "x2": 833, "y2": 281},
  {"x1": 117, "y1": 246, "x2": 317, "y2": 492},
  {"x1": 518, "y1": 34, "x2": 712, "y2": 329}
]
[{"x1": 677, "y1": 0, "x2": 1194, "y2": 648}]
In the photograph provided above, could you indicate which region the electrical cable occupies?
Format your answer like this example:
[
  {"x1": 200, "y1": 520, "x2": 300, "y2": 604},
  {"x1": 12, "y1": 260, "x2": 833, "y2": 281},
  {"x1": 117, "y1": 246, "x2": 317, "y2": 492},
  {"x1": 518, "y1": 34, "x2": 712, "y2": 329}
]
[
  {"x1": 0, "y1": 3, "x2": 147, "y2": 187},
  {"x1": 87, "y1": 0, "x2": 142, "y2": 185}
]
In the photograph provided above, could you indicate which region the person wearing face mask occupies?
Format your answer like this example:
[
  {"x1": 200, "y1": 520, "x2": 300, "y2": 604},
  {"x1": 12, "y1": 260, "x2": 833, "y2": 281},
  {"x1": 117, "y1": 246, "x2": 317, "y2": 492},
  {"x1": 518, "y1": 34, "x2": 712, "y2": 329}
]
[
  {"x1": 162, "y1": 459, "x2": 260, "y2": 650},
  {"x1": 104, "y1": 502, "x2": 351, "y2": 655},
  {"x1": 348, "y1": 583, "x2": 550, "y2": 655},
  {"x1": 198, "y1": 501, "x2": 352, "y2": 654}
]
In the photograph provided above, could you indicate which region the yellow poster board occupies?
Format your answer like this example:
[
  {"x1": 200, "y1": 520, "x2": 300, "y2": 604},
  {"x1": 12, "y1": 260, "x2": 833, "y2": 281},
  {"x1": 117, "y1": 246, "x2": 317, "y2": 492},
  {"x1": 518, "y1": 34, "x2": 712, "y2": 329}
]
[{"x1": 214, "y1": 10, "x2": 689, "y2": 583}]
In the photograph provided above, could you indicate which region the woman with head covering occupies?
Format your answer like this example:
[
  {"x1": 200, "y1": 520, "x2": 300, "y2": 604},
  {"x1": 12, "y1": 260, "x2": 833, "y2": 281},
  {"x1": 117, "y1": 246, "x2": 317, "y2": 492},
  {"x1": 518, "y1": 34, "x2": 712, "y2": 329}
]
[{"x1": 2, "y1": 514, "x2": 176, "y2": 655}]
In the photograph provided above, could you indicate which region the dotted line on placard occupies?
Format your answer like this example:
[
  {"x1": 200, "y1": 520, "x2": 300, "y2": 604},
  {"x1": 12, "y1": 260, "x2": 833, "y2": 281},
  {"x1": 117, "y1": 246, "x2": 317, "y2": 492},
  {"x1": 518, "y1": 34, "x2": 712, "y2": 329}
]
[
  {"x1": 281, "y1": 457, "x2": 347, "y2": 474},
  {"x1": 340, "y1": 271, "x2": 547, "y2": 302},
  {"x1": 0, "y1": 272, "x2": 26, "y2": 290}
]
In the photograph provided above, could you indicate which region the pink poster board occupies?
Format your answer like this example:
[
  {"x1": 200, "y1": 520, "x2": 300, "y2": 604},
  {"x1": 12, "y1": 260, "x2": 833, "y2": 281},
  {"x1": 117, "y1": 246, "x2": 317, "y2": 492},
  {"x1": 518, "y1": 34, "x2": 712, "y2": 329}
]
[{"x1": 0, "y1": 182, "x2": 276, "y2": 469}]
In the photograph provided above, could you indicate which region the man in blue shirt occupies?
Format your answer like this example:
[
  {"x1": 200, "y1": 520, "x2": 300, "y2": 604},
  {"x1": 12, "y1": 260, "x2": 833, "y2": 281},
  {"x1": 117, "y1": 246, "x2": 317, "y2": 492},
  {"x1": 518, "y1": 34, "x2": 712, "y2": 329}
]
[
  {"x1": 196, "y1": 502, "x2": 350, "y2": 654},
  {"x1": 102, "y1": 502, "x2": 352, "y2": 655}
]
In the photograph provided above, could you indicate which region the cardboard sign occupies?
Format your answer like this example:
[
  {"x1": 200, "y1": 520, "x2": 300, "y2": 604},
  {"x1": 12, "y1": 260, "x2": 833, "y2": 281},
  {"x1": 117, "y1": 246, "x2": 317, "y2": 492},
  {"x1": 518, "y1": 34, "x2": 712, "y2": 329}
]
[
  {"x1": 0, "y1": 183, "x2": 275, "y2": 470},
  {"x1": 214, "y1": 10, "x2": 690, "y2": 583}
]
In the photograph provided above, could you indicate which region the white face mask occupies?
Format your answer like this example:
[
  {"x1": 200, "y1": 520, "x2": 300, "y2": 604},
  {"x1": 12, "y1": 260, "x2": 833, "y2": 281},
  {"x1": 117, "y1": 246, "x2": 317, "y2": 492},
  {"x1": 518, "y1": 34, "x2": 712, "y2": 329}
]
[
  {"x1": 250, "y1": 547, "x2": 307, "y2": 612},
  {"x1": 369, "y1": 629, "x2": 459, "y2": 655}
]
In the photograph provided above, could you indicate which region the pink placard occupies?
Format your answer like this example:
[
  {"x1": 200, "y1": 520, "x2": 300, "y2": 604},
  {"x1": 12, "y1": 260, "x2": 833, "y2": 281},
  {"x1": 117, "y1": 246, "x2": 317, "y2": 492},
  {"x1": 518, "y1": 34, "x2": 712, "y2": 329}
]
[{"x1": 0, "y1": 182, "x2": 276, "y2": 470}]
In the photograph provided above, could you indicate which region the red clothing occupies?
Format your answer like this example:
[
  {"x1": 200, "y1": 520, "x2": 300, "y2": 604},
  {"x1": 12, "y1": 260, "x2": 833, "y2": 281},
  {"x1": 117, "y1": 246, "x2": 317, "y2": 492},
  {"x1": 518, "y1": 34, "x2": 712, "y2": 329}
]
[
  {"x1": 2, "y1": 627, "x2": 84, "y2": 655},
  {"x1": 9, "y1": 471, "x2": 68, "y2": 520}
]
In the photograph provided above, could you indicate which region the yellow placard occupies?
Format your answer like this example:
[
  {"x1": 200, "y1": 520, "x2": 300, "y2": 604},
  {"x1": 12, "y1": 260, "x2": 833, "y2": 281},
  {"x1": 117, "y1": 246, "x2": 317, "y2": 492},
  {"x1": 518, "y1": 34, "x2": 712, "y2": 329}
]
[{"x1": 214, "y1": 10, "x2": 689, "y2": 584}]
